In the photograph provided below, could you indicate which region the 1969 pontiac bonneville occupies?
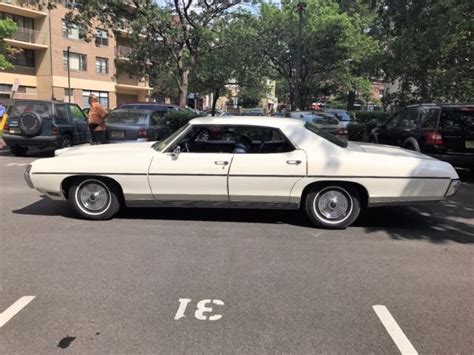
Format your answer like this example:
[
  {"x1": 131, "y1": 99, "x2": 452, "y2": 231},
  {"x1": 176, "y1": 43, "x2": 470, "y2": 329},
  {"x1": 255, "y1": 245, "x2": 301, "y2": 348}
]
[{"x1": 24, "y1": 117, "x2": 461, "y2": 228}]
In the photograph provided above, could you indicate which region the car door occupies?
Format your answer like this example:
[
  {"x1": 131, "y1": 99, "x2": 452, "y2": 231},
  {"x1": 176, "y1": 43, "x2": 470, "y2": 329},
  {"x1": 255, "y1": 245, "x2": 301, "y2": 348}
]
[
  {"x1": 67, "y1": 104, "x2": 90, "y2": 143},
  {"x1": 228, "y1": 126, "x2": 307, "y2": 205},
  {"x1": 148, "y1": 124, "x2": 234, "y2": 204}
]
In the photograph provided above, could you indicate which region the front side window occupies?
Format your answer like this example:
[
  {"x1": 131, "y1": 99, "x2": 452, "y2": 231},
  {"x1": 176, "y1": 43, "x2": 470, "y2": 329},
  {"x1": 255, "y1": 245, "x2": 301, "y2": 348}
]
[
  {"x1": 62, "y1": 20, "x2": 87, "y2": 41},
  {"x1": 95, "y1": 29, "x2": 108, "y2": 46},
  {"x1": 95, "y1": 57, "x2": 108, "y2": 74},
  {"x1": 63, "y1": 51, "x2": 87, "y2": 71},
  {"x1": 170, "y1": 125, "x2": 295, "y2": 154},
  {"x1": 68, "y1": 105, "x2": 86, "y2": 122}
]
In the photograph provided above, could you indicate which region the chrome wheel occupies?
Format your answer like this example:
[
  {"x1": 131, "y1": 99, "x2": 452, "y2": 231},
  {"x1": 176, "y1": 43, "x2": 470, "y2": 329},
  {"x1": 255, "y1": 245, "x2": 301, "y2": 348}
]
[
  {"x1": 75, "y1": 180, "x2": 111, "y2": 215},
  {"x1": 313, "y1": 187, "x2": 353, "y2": 224}
]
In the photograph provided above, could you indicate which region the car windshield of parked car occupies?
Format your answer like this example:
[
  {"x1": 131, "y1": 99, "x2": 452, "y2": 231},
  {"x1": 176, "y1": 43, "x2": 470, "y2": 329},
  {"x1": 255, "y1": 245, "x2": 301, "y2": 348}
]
[
  {"x1": 304, "y1": 122, "x2": 348, "y2": 148},
  {"x1": 107, "y1": 111, "x2": 148, "y2": 125},
  {"x1": 328, "y1": 110, "x2": 352, "y2": 121},
  {"x1": 9, "y1": 102, "x2": 51, "y2": 118}
]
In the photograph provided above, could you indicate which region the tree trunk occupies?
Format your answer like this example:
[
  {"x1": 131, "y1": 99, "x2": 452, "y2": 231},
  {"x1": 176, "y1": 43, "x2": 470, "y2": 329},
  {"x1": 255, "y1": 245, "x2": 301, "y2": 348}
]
[
  {"x1": 346, "y1": 91, "x2": 356, "y2": 111},
  {"x1": 211, "y1": 88, "x2": 220, "y2": 116},
  {"x1": 178, "y1": 69, "x2": 189, "y2": 107}
]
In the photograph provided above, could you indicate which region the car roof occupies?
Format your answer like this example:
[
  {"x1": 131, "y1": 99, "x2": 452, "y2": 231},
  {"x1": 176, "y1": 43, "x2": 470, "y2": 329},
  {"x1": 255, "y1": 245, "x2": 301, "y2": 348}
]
[
  {"x1": 111, "y1": 108, "x2": 153, "y2": 114},
  {"x1": 189, "y1": 116, "x2": 305, "y2": 129}
]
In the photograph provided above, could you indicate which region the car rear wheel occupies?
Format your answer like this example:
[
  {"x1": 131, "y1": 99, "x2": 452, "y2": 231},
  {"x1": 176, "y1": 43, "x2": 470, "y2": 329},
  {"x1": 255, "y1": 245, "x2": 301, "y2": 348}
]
[
  {"x1": 59, "y1": 134, "x2": 73, "y2": 149},
  {"x1": 305, "y1": 185, "x2": 361, "y2": 229},
  {"x1": 10, "y1": 146, "x2": 28, "y2": 156},
  {"x1": 68, "y1": 179, "x2": 121, "y2": 220}
]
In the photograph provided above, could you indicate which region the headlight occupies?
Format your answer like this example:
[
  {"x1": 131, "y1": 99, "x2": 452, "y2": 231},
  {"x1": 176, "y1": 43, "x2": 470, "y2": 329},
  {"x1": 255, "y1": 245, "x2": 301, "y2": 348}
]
[
  {"x1": 24, "y1": 165, "x2": 34, "y2": 189},
  {"x1": 445, "y1": 179, "x2": 461, "y2": 197}
]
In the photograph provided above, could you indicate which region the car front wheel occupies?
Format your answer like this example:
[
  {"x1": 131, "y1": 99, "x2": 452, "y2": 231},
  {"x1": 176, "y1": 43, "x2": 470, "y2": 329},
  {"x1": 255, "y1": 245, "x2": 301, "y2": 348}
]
[
  {"x1": 69, "y1": 178, "x2": 121, "y2": 220},
  {"x1": 305, "y1": 185, "x2": 361, "y2": 229}
]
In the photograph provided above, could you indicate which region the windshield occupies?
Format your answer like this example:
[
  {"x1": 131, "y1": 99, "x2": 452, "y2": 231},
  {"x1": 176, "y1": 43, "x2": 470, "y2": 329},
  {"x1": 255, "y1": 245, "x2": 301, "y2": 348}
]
[
  {"x1": 153, "y1": 123, "x2": 190, "y2": 151},
  {"x1": 304, "y1": 122, "x2": 348, "y2": 148},
  {"x1": 107, "y1": 111, "x2": 148, "y2": 125}
]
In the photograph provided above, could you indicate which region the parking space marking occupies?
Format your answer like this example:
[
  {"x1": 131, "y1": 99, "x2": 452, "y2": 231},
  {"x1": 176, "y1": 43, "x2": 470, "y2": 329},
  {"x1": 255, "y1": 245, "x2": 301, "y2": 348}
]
[
  {"x1": 0, "y1": 296, "x2": 35, "y2": 327},
  {"x1": 373, "y1": 305, "x2": 418, "y2": 355}
]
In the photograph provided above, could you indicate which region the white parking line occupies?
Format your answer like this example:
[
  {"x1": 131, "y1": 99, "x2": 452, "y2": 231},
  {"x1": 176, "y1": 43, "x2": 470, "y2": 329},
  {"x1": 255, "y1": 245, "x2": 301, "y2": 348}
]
[
  {"x1": 373, "y1": 305, "x2": 418, "y2": 355},
  {"x1": 0, "y1": 296, "x2": 35, "y2": 327}
]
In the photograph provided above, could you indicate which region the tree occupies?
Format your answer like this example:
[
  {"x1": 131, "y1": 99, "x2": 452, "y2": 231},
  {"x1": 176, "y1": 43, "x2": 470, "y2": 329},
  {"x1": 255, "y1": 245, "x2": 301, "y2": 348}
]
[
  {"x1": 189, "y1": 12, "x2": 269, "y2": 115},
  {"x1": 374, "y1": 0, "x2": 474, "y2": 104},
  {"x1": 0, "y1": 19, "x2": 17, "y2": 70},
  {"x1": 70, "y1": 0, "x2": 254, "y2": 107},
  {"x1": 247, "y1": 0, "x2": 379, "y2": 110}
]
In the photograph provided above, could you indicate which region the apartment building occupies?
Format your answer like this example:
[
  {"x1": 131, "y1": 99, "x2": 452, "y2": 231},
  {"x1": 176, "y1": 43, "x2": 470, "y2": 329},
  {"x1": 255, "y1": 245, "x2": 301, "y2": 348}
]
[{"x1": 0, "y1": 0, "x2": 150, "y2": 108}]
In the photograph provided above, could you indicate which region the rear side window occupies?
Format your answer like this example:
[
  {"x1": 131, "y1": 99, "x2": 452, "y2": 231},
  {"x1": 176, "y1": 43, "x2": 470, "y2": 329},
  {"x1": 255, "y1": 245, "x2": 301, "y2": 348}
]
[
  {"x1": 440, "y1": 108, "x2": 474, "y2": 130},
  {"x1": 396, "y1": 108, "x2": 418, "y2": 129},
  {"x1": 304, "y1": 122, "x2": 348, "y2": 148},
  {"x1": 419, "y1": 107, "x2": 440, "y2": 129},
  {"x1": 54, "y1": 104, "x2": 69, "y2": 124}
]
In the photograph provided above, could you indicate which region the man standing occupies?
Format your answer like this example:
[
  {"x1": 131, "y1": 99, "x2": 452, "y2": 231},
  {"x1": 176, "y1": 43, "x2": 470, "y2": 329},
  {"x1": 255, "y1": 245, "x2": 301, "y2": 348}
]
[{"x1": 87, "y1": 94, "x2": 108, "y2": 145}]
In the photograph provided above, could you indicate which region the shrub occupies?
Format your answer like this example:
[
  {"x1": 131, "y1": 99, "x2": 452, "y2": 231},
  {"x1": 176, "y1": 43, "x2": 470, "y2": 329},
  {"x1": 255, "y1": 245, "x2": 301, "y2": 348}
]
[
  {"x1": 165, "y1": 110, "x2": 200, "y2": 131},
  {"x1": 347, "y1": 121, "x2": 379, "y2": 142},
  {"x1": 352, "y1": 111, "x2": 390, "y2": 124}
]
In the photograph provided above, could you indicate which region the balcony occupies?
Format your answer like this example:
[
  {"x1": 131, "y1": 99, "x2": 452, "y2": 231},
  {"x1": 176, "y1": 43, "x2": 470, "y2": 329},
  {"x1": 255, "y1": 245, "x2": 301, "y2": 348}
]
[
  {"x1": 0, "y1": 0, "x2": 48, "y2": 18},
  {"x1": 115, "y1": 45, "x2": 132, "y2": 59},
  {"x1": 4, "y1": 27, "x2": 48, "y2": 50}
]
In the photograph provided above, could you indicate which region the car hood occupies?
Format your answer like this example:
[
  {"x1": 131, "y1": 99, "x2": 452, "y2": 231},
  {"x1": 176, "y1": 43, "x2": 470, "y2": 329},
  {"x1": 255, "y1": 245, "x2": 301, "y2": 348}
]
[
  {"x1": 348, "y1": 142, "x2": 435, "y2": 160},
  {"x1": 55, "y1": 142, "x2": 156, "y2": 157}
]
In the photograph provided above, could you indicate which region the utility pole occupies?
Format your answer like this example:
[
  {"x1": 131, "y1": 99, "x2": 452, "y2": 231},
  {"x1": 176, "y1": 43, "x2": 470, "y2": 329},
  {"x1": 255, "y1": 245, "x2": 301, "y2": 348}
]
[
  {"x1": 66, "y1": 46, "x2": 71, "y2": 103},
  {"x1": 295, "y1": 2, "x2": 306, "y2": 110}
]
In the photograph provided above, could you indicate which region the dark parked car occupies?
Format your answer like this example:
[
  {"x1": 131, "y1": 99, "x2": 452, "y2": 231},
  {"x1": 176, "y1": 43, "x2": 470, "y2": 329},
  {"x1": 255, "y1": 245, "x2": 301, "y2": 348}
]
[
  {"x1": 370, "y1": 104, "x2": 474, "y2": 171},
  {"x1": 3, "y1": 100, "x2": 90, "y2": 156},
  {"x1": 106, "y1": 109, "x2": 174, "y2": 142},
  {"x1": 116, "y1": 102, "x2": 184, "y2": 113},
  {"x1": 325, "y1": 109, "x2": 354, "y2": 127}
]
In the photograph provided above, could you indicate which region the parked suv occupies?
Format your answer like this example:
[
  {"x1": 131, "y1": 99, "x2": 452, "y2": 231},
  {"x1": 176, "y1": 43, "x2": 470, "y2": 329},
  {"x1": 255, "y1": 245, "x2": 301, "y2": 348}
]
[
  {"x1": 3, "y1": 100, "x2": 90, "y2": 156},
  {"x1": 370, "y1": 104, "x2": 474, "y2": 171}
]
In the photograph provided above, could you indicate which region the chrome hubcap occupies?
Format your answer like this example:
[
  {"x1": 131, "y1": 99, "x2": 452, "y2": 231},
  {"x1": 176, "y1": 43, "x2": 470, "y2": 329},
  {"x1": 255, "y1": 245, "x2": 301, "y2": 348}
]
[
  {"x1": 79, "y1": 182, "x2": 109, "y2": 212},
  {"x1": 315, "y1": 189, "x2": 351, "y2": 221}
]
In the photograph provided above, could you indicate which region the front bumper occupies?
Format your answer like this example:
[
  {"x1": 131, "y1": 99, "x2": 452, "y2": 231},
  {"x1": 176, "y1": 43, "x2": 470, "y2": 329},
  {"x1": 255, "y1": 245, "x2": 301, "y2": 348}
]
[
  {"x1": 430, "y1": 153, "x2": 474, "y2": 169},
  {"x1": 3, "y1": 134, "x2": 60, "y2": 148}
]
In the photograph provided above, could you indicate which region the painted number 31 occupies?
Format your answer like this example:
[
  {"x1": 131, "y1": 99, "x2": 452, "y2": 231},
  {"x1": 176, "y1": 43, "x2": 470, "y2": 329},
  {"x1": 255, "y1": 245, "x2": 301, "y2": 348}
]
[{"x1": 174, "y1": 298, "x2": 224, "y2": 321}]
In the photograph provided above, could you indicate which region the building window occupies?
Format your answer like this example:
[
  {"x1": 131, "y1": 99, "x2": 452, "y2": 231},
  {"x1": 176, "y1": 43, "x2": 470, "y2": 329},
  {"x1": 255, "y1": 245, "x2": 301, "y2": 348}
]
[
  {"x1": 95, "y1": 29, "x2": 108, "y2": 46},
  {"x1": 95, "y1": 57, "x2": 108, "y2": 74},
  {"x1": 64, "y1": 88, "x2": 74, "y2": 97},
  {"x1": 0, "y1": 12, "x2": 34, "y2": 30},
  {"x1": 13, "y1": 49, "x2": 35, "y2": 67},
  {"x1": 83, "y1": 90, "x2": 109, "y2": 109},
  {"x1": 62, "y1": 20, "x2": 87, "y2": 41},
  {"x1": 63, "y1": 51, "x2": 87, "y2": 71}
]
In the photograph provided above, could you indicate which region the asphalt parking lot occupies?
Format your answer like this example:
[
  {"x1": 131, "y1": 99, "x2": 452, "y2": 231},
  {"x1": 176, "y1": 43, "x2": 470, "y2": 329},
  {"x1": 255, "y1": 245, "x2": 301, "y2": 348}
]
[{"x1": 1, "y1": 148, "x2": 473, "y2": 354}]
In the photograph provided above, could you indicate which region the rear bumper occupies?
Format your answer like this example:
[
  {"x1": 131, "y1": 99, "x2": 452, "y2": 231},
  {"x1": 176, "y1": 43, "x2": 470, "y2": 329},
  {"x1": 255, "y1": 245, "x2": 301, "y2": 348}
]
[
  {"x1": 430, "y1": 153, "x2": 474, "y2": 168},
  {"x1": 3, "y1": 134, "x2": 60, "y2": 148}
]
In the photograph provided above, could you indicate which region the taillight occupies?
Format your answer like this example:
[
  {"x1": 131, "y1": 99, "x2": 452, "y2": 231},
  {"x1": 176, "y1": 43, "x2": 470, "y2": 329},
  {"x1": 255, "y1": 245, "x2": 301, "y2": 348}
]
[
  {"x1": 336, "y1": 128, "x2": 348, "y2": 136},
  {"x1": 137, "y1": 127, "x2": 148, "y2": 139},
  {"x1": 51, "y1": 126, "x2": 59, "y2": 135},
  {"x1": 427, "y1": 131, "x2": 443, "y2": 145}
]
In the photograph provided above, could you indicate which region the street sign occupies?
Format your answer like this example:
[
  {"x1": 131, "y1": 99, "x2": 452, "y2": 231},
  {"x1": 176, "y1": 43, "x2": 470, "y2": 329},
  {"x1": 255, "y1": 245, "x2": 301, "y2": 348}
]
[{"x1": 12, "y1": 78, "x2": 20, "y2": 92}]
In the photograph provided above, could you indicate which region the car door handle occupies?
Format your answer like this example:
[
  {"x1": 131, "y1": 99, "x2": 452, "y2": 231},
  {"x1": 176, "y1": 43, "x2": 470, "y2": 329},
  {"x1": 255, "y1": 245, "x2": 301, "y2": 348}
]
[
  {"x1": 215, "y1": 161, "x2": 229, "y2": 166},
  {"x1": 286, "y1": 160, "x2": 302, "y2": 165}
]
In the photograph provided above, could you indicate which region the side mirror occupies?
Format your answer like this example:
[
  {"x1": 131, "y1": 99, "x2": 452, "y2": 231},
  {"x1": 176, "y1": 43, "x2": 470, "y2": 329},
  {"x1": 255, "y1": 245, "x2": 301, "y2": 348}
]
[{"x1": 171, "y1": 145, "x2": 181, "y2": 156}]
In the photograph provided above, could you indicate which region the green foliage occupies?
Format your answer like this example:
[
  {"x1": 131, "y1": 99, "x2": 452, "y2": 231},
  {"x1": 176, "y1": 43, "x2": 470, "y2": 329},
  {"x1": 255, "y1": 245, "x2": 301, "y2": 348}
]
[
  {"x1": 165, "y1": 110, "x2": 200, "y2": 131},
  {"x1": 375, "y1": 0, "x2": 474, "y2": 104},
  {"x1": 347, "y1": 121, "x2": 379, "y2": 142},
  {"x1": 0, "y1": 19, "x2": 17, "y2": 70}
]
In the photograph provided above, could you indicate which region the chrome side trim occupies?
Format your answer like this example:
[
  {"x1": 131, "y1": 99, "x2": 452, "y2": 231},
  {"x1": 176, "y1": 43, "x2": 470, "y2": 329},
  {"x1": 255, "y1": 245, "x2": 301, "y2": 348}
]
[
  {"x1": 368, "y1": 196, "x2": 443, "y2": 206},
  {"x1": 125, "y1": 200, "x2": 299, "y2": 210}
]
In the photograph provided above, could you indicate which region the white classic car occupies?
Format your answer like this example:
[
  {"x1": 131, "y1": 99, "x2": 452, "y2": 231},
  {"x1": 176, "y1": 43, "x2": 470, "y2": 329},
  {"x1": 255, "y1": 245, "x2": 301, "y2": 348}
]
[{"x1": 24, "y1": 117, "x2": 461, "y2": 228}]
